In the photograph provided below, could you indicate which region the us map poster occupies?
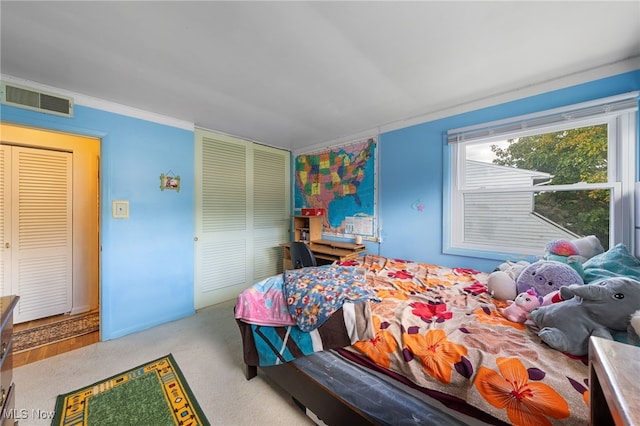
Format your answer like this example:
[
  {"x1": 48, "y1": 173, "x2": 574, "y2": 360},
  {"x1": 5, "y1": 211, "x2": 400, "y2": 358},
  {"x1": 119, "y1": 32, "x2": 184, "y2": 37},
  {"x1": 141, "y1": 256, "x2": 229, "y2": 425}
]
[{"x1": 294, "y1": 138, "x2": 376, "y2": 239}]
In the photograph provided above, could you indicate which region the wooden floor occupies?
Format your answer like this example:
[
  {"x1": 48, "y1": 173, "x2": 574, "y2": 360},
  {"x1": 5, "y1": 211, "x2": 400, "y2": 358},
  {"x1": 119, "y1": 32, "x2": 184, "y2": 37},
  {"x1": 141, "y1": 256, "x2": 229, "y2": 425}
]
[{"x1": 13, "y1": 312, "x2": 100, "y2": 368}]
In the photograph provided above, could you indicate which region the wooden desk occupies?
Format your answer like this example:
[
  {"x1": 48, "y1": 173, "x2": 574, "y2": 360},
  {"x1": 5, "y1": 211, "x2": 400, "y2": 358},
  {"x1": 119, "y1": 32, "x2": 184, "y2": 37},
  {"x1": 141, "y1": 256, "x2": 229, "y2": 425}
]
[
  {"x1": 589, "y1": 336, "x2": 640, "y2": 426},
  {"x1": 308, "y1": 240, "x2": 366, "y2": 263},
  {"x1": 282, "y1": 240, "x2": 367, "y2": 270}
]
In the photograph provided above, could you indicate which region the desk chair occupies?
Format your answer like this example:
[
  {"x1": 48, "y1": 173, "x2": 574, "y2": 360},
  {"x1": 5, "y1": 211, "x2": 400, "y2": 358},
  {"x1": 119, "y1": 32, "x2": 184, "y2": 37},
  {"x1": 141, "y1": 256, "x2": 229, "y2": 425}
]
[{"x1": 290, "y1": 241, "x2": 317, "y2": 269}]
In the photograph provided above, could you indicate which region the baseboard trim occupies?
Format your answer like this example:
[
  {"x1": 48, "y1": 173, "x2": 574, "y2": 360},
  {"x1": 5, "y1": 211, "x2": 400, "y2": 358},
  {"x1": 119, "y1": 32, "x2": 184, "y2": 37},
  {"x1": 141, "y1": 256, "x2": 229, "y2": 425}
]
[{"x1": 70, "y1": 305, "x2": 92, "y2": 315}]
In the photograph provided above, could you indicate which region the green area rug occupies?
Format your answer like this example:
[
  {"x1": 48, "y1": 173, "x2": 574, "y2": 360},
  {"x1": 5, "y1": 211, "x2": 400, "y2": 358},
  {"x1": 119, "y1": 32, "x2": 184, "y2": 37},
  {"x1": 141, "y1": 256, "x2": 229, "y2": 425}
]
[{"x1": 52, "y1": 354, "x2": 210, "y2": 426}]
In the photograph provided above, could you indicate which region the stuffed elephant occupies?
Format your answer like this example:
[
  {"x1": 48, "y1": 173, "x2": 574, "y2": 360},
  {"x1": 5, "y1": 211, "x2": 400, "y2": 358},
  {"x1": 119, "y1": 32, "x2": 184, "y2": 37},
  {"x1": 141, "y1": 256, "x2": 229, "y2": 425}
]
[{"x1": 530, "y1": 277, "x2": 640, "y2": 356}]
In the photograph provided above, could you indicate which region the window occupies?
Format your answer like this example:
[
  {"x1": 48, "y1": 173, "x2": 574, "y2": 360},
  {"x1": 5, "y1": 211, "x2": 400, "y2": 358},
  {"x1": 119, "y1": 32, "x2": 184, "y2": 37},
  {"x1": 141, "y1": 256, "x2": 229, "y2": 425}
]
[{"x1": 445, "y1": 93, "x2": 638, "y2": 259}]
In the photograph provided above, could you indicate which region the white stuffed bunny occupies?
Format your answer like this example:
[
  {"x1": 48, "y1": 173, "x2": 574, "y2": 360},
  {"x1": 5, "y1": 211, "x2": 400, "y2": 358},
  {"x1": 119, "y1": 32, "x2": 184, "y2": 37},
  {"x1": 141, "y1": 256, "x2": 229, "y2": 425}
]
[{"x1": 487, "y1": 260, "x2": 530, "y2": 301}]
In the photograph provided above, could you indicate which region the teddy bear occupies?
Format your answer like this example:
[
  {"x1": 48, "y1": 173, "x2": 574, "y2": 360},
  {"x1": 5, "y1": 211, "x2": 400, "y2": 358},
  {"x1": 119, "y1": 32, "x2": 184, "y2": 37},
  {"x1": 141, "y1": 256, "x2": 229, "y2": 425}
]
[
  {"x1": 516, "y1": 260, "x2": 584, "y2": 297},
  {"x1": 544, "y1": 235, "x2": 604, "y2": 278},
  {"x1": 499, "y1": 288, "x2": 543, "y2": 323},
  {"x1": 487, "y1": 237, "x2": 602, "y2": 302},
  {"x1": 544, "y1": 239, "x2": 585, "y2": 277},
  {"x1": 486, "y1": 260, "x2": 530, "y2": 301},
  {"x1": 529, "y1": 276, "x2": 640, "y2": 356},
  {"x1": 571, "y1": 235, "x2": 605, "y2": 260}
]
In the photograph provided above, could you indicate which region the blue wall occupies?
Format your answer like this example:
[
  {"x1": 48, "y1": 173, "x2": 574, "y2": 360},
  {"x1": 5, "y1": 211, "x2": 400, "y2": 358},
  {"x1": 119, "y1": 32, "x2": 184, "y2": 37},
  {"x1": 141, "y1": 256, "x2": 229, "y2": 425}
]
[
  {"x1": 1, "y1": 69, "x2": 638, "y2": 340},
  {"x1": 378, "y1": 70, "x2": 640, "y2": 272},
  {"x1": 0, "y1": 103, "x2": 195, "y2": 340}
]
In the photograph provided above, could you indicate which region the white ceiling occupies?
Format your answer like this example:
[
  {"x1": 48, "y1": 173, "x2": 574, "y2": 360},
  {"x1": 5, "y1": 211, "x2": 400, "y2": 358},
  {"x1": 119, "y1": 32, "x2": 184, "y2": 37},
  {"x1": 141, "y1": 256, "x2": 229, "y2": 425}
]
[{"x1": 1, "y1": 1, "x2": 639, "y2": 152}]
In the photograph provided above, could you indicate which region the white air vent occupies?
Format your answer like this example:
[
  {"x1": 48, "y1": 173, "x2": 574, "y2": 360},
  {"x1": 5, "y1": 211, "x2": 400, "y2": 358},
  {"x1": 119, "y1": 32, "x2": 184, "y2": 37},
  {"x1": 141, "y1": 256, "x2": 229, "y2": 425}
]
[{"x1": 1, "y1": 81, "x2": 73, "y2": 117}]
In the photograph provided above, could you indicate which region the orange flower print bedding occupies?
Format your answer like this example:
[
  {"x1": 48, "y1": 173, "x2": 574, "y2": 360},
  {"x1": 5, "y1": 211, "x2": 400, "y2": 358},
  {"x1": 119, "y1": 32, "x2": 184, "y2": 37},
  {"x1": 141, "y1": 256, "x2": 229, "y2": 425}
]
[
  {"x1": 475, "y1": 357, "x2": 570, "y2": 426},
  {"x1": 342, "y1": 254, "x2": 589, "y2": 426}
]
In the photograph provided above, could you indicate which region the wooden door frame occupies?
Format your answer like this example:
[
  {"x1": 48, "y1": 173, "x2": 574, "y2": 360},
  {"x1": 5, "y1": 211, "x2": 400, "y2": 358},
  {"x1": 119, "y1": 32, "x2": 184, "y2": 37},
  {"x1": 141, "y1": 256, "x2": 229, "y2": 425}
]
[{"x1": 0, "y1": 123, "x2": 100, "y2": 321}]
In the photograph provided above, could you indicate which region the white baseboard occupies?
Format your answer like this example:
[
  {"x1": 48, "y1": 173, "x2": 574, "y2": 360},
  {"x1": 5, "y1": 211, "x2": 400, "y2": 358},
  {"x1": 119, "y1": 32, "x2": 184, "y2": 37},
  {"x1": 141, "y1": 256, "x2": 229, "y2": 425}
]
[{"x1": 70, "y1": 305, "x2": 92, "y2": 315}]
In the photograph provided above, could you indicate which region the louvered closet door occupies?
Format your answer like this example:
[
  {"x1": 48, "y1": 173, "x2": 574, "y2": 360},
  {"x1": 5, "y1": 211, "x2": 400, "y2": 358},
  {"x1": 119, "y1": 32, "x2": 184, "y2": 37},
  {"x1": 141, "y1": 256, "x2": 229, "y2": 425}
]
[
  {"x1": 194, "y1": 129, "x2": 290, "y2": 309},
  {"x1": 252, "y1": 145, "x2": 289, "y2": 279},
  {"x1": 11, "y1": 146, "x2": 73, "y2": 323},
  {"x1": 0, "y1": 145, "x2": 10, "y2": 296}
]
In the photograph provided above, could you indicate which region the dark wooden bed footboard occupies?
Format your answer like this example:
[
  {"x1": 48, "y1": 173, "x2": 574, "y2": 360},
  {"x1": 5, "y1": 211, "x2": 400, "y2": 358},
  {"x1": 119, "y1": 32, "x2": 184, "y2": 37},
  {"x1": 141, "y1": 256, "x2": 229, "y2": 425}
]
[{"x1": 245, "y1": 362, "x2": 377, "y2": 425}]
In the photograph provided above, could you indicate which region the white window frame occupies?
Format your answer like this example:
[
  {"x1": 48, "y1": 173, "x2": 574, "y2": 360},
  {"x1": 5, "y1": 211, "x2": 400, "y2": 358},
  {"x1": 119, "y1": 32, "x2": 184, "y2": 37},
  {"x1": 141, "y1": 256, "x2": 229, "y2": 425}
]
[{"x1": 444, "y1": 92, "x2": 638, "y2": 260}]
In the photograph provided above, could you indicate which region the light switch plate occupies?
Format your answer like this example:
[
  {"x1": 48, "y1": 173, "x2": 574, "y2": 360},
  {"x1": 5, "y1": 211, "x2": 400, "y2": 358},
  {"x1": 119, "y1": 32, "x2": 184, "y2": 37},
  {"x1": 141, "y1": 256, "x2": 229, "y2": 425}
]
[{"x1": 112, "y1": 200, "x2": 129, "y2": 218}]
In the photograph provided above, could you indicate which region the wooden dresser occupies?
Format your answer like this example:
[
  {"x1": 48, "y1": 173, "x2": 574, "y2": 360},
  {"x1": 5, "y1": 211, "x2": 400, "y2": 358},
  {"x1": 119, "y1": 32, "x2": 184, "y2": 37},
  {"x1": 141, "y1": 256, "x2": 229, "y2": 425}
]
[
  {"x1": 0, "y1": 296, "x2": 19, "y2": 426},
  {"x1": 589, "y1": 336, "x2": 640, "y2": 425}
]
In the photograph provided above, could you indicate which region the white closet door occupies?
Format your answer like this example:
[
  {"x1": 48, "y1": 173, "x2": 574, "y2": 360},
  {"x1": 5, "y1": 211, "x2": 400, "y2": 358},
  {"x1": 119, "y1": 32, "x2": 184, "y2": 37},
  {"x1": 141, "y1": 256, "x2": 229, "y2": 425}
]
[
  {"x1": 0, "y1": 145, "x2": 10, "y2": 296},
  {"x1": 194, "y1": 129, "x2": 289, "y2": 309},
  {"x1": 252, "y1": 144, "x2": 290, "y2": 280},
  {"x1": 11, "y1": 146, "x2": 73, "y2": 323}
]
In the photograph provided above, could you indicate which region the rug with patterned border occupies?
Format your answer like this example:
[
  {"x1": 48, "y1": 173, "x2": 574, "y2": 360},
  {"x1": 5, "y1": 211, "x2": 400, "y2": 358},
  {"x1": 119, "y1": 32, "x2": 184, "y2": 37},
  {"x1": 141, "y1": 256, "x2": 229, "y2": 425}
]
[
  {"x1": 13, "y1": 311, "x2": 99, "y2": 352},
  {"x1": 52, "y1": 354, "x2": 210, "y2": 426}
]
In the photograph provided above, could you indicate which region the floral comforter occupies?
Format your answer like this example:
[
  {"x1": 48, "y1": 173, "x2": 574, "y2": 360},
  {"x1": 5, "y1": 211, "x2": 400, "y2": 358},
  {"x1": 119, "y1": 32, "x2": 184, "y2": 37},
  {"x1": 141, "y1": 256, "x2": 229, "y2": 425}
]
[{"x1": 341, "y1": 254, "x2": 589, "y2": 426}]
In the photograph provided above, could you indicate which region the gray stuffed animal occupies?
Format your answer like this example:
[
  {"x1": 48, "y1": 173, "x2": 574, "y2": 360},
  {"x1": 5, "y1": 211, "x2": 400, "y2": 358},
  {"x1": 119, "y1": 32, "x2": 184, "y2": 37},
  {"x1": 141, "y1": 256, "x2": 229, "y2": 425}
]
[{"x1": 529, "y1": 277, "x2": 640, "y2": 356}]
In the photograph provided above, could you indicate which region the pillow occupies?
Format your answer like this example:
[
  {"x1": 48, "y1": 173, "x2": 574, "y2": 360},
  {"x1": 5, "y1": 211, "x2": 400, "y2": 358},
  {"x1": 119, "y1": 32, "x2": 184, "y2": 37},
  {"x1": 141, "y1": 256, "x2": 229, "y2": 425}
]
[
  {"x1": 283, "y1": 265, "x2": 379, "y2": 332},
  {"x1": 582, "y1": 243, "x2": 640, "y2": 283}
]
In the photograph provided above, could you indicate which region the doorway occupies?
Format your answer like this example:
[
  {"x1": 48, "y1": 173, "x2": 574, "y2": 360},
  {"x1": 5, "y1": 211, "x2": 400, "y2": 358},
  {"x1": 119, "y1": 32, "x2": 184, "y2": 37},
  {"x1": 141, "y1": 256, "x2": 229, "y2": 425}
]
[
  {"x1": 0, "y1": 123, "x2": 100, "y2": 332},
  {"x1": 2, "y1": 144, "x2": 73, "y2": 322}
]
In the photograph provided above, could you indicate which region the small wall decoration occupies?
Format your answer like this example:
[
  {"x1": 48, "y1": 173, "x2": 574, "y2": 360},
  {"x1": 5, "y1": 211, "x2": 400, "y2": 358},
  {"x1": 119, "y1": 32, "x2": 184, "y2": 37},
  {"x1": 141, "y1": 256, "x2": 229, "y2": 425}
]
[
  {"x1": 411, "y1": 199, "x2": 425, "y2": 212},
  {"x1": 160, "y1": 170, "x2": 180, "y2": 192}
]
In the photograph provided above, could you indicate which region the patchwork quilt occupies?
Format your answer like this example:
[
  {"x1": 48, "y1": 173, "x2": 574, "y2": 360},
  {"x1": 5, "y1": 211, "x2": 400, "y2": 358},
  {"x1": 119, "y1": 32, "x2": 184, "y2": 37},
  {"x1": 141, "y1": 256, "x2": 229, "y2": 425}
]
[
  {"x1": 235, "y1": 265, "x2": 376, "y2": 366},
  {"x1": 282, "y1": 265, "x2": 379, "y2": 332}
]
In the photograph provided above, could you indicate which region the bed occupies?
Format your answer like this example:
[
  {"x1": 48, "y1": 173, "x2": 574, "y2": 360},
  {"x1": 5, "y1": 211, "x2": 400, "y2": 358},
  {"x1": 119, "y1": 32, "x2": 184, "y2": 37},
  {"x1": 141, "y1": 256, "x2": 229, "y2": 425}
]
[{"x1": 235, "y1": 253, "x2": 594, "y2": 425}]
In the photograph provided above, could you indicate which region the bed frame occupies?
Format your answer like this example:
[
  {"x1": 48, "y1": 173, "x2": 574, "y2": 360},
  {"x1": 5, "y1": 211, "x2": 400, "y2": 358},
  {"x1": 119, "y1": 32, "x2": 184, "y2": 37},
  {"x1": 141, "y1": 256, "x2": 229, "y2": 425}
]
[{"x1": 244, "y1": 362, "x2": 377, "y2": 425}]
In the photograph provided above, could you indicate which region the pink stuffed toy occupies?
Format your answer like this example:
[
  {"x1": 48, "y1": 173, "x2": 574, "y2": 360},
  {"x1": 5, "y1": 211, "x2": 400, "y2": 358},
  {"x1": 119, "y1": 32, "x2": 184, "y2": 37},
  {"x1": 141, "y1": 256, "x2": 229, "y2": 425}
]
[
  {"x1": 499, "y1": 288, "x2": 543, "y2": 323},
  {"x1": 541, "y1": 290, "x2": 563, "y2": 306}
]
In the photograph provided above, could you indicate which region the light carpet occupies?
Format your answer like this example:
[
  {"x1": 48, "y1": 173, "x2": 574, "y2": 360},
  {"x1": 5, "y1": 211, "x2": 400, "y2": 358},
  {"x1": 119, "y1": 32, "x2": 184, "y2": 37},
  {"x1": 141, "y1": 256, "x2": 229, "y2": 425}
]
[{"x1": 15, "y1": 299, "x2": 314, "y2": 426}]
